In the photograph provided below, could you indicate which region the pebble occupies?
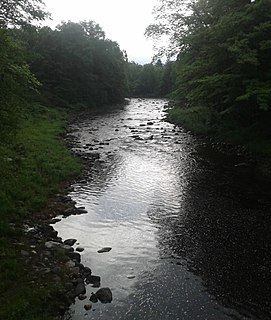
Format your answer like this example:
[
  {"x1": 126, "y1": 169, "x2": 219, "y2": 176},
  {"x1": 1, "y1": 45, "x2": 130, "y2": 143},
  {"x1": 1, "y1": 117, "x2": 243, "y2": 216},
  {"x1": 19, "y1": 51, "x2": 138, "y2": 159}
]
[{"x1": 84, "y1": 303, "x2": 92, "y2": 311}]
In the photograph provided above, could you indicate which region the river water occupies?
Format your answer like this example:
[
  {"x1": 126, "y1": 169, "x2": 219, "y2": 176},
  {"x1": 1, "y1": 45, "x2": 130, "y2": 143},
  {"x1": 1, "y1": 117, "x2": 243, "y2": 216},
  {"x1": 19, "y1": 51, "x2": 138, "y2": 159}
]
[{"x1": 55, "y1": 98, "x2": 271, "y2": 320}]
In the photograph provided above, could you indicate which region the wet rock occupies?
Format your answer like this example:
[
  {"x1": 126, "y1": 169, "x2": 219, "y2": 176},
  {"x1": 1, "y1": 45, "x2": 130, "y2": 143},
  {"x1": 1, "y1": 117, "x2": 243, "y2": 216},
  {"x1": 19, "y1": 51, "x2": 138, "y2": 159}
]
[
  {"x1": 78, "y1": 294, "x2": 87, "y2": 301},
  {"x1": 67, "y1": 251, "x2": 81, "y2": 263},
  {"x1": 63, "y1": 208, "x2": 76, "y2": 217},
  {"x1": 89, "y1": 293, "x2": 98, "y2": 303},
  {"x1": 75, "y1": 208, "x2": 88, "y2": 214},
  {"x1": 84, "y1": 303, "x2": 92, "y2": 311},
  {"x1": 75, "y1": 283, "x2": 86, "y2": 296},
  {"x1": 95, "y1": 287, "x2": 113, "y2": 303},
  {"x1": 83, "y1": 266, "x2": 92, "y2": 275},
  {"x1": 85, "y1": 275, "x2": 101, "y2": 286},
  {"x1": 49, "y1": 218, "x2": 61, "y2": 224},
  {"x1": 64, "y1": 239, "x2": 77, "y2": 246},
  {"x1": 97, "y1": 247, "x2": 112, "y2": 253},
  {"x1": 62, "y1": 244, "x2": 74, "y2": 253}
]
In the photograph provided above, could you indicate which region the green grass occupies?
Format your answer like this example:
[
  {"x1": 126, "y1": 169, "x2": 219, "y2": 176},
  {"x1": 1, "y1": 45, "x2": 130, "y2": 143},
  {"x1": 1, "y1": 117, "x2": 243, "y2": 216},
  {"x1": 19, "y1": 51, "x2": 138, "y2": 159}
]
[
  {"x1": 0, "y1": 103, "x2": 81, "y2": 319},
  {"x1": 0, "y1": 104, "x2": 81, "y2": 221}
]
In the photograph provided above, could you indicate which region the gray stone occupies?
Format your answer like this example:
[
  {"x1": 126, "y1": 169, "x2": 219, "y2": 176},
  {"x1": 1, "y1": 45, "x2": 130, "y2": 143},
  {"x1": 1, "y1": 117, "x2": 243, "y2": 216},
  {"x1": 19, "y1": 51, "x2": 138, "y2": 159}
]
[
  {"x1": 67, "y1": 252, "x2": 81, "y2": 263},
  {"x1": 97, "y1": 247, "x2": 112, "y2": 253},
  {"x1": 85, "y1": 275, "x2": 101, "y2": 285},
  {"x1": 89, "y1": 293, "x2": 98, "y2": 303},
  {"x1": 75, "y1": 283, "x2": 86, "y2": 296},
  {"x1": 61, "y1": 244, "x2": 74, "y2": 252},
  {"x1": 95, "y1": 287, "x2": 113, "y2": 303},
  {"x1": 64, "y1": 238, "x2": 77, "y2": 246}
]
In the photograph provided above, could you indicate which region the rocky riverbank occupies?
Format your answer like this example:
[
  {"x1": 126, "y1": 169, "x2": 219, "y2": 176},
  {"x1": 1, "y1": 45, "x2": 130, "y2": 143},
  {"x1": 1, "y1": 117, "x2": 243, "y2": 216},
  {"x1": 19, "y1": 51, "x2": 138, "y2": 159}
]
[{"x1": 7, "y1": 186, "x2": 113, "y2": 319}]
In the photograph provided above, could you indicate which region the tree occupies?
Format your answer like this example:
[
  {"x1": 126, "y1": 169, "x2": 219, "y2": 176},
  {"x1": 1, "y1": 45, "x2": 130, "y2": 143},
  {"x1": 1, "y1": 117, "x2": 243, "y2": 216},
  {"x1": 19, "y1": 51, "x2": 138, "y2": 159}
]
[
  {"x1": 27, "y1": 21, "x2": 126, "y2": 107},
  {"x1": 0, "y1": 0, "x2": 49, "y2": 28},
  {"x1": 146, "y1": 0, "x2": 271, "y2": 115}
]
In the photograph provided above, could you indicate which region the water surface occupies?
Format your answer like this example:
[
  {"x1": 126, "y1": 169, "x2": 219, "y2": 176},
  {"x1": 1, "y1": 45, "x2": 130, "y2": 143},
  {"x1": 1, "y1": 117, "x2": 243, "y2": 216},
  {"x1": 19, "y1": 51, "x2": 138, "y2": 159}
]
[{"x1": 55, "y1": 98, "x2": 271, "y2": 320}]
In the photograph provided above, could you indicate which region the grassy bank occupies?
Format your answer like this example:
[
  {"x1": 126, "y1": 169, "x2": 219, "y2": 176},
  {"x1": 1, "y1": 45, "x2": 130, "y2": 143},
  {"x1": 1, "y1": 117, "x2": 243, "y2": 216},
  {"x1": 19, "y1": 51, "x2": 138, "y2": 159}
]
[
  {"x1": 167, "y1": 105, "x2": 271, "y2": 176},
  {"x1": 0, "y1": 104, "x2": 81, "y2": 319}
]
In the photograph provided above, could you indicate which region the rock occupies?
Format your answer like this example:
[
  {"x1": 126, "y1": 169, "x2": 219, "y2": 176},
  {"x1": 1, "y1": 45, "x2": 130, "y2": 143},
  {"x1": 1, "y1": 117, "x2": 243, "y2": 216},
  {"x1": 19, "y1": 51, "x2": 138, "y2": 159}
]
[
  {"x1": 147, "y1": 121, "x2": 154, "y2": 125},
  {"x1": 67, "y1": 252, "x2": 81, "y2": 263},
  {"x1": 50, "y1": 218, "x2": 61, "y2": 224},
  {"x1": 64, "y1": 239, "x2": 77, "y2": 246},
  {"x1": 65, "y1": 260, "x2": 76, "y2": 269},
  {"x1": 75, "y1": 208, "x2": 88, "y2": 214},
  {"x1": 83, "y1": 266, "x2": 92, "y2": 275},
  {"x1": 126, "y1": 275, "x2": 135, "y2": 279},
  {"x1": 78, "y1": 294, "x2": 87, "y2": 301},
  {"x1": 61, "y1": 244, "x2": 74, "y2": 253},
  {"x1": 95, "y1": 287, "x2": 113, "y2": 303},
  {"x1": 45, "y1": 241, "x2": 61, "y2": 249},
  {"x1": 84, "y1": 303, "x2": 92, "y2": 311},
  {"x1": 85, "y1": 275, "x2": 101, "y2": 286},
  {"x1": 75, "y1": 283, "x2": 86, "y2": 296},
  {"x1": 76, "y1": 246, "x2": 84, "y2": 252},
  {"x1": 97, "y1": 247, "x2": 112, "y2": 253},
  {"x1": 89, "y1": 293, "x2": 98, "y2": 303}
]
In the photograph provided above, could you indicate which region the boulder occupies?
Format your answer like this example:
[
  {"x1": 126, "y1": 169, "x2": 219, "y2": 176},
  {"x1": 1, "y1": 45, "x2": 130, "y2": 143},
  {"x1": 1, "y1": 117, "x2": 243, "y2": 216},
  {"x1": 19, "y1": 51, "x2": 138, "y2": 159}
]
[{"x1": 95, "y1": 287, "x2": 113, "y2": 303}]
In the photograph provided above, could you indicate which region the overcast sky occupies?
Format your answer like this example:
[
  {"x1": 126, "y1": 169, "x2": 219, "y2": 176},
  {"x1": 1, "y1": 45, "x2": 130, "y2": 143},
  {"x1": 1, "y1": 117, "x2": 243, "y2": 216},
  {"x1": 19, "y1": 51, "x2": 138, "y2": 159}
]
[{"x1": 43, "y1": 0, "x2": 158, "y2": 64}]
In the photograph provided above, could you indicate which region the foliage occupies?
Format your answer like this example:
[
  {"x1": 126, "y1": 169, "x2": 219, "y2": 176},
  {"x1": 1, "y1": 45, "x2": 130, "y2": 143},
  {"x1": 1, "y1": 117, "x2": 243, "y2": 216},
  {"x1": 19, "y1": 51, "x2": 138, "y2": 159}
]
[
  {"x1": 147, "y1": 0, "x2": 271, "y2": 126},
  {"x1": 24, "y1": 21, "x2": 127, "y2": 108},
  {"x1": 0, "y1": 0, "x2": 49, "y2": 28},
  {"x1": 126, "y1": 60, "x2": 177, "y2": 97}
]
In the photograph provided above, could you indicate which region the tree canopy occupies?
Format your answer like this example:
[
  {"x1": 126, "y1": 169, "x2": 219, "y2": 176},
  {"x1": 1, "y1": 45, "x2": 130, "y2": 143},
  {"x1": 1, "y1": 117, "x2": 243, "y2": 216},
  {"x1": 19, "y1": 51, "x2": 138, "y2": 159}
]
[{"x1": 146, "y1": 0, "x2": 271, "y2": 117}]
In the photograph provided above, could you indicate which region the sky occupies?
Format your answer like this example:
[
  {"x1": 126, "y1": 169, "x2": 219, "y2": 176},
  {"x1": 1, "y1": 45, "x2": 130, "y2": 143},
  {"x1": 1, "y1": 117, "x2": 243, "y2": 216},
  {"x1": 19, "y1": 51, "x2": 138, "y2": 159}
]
[{"x1": 42, "y1": 0, "x2": 158, "y2": 64}]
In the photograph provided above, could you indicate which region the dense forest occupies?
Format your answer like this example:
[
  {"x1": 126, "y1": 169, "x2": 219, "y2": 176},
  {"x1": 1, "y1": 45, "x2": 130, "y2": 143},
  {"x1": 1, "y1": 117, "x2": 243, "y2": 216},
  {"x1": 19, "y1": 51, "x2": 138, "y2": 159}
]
[
  {"x1": 146, "y1": 0, "x2": 271, "y2": 155},
  {"x1": 1, "y1": 0, "x2": 271, "y2": 318}
]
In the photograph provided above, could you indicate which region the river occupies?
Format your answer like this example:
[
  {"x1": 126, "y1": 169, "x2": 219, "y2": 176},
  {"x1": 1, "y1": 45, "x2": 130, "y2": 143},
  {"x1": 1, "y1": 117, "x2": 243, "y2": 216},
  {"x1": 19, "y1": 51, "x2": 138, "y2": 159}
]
[{"x1": 54, "y1": 98, "x2": 271, "y2": 320}]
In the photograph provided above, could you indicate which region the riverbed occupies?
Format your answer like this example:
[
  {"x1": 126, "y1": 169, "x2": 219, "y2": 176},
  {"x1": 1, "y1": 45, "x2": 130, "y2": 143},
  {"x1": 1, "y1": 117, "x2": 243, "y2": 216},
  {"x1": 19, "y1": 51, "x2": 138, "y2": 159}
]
[{"x1": 54, "y1": 98, "x2": 271, "y2": 320}]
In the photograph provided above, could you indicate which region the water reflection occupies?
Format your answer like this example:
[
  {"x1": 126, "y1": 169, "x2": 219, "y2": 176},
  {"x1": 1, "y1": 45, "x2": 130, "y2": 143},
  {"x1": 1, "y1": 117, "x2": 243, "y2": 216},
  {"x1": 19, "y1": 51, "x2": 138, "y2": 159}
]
[{"x1": 56, "y1": 98, "x2": 271, "y2": 320}]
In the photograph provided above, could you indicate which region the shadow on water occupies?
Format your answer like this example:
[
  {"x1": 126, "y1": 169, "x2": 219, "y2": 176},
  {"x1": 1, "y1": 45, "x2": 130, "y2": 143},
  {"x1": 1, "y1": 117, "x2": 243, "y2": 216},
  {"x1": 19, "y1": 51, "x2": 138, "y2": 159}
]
[{"x1": 150, "y1": 144, "x2": 271, "y2": 319}]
